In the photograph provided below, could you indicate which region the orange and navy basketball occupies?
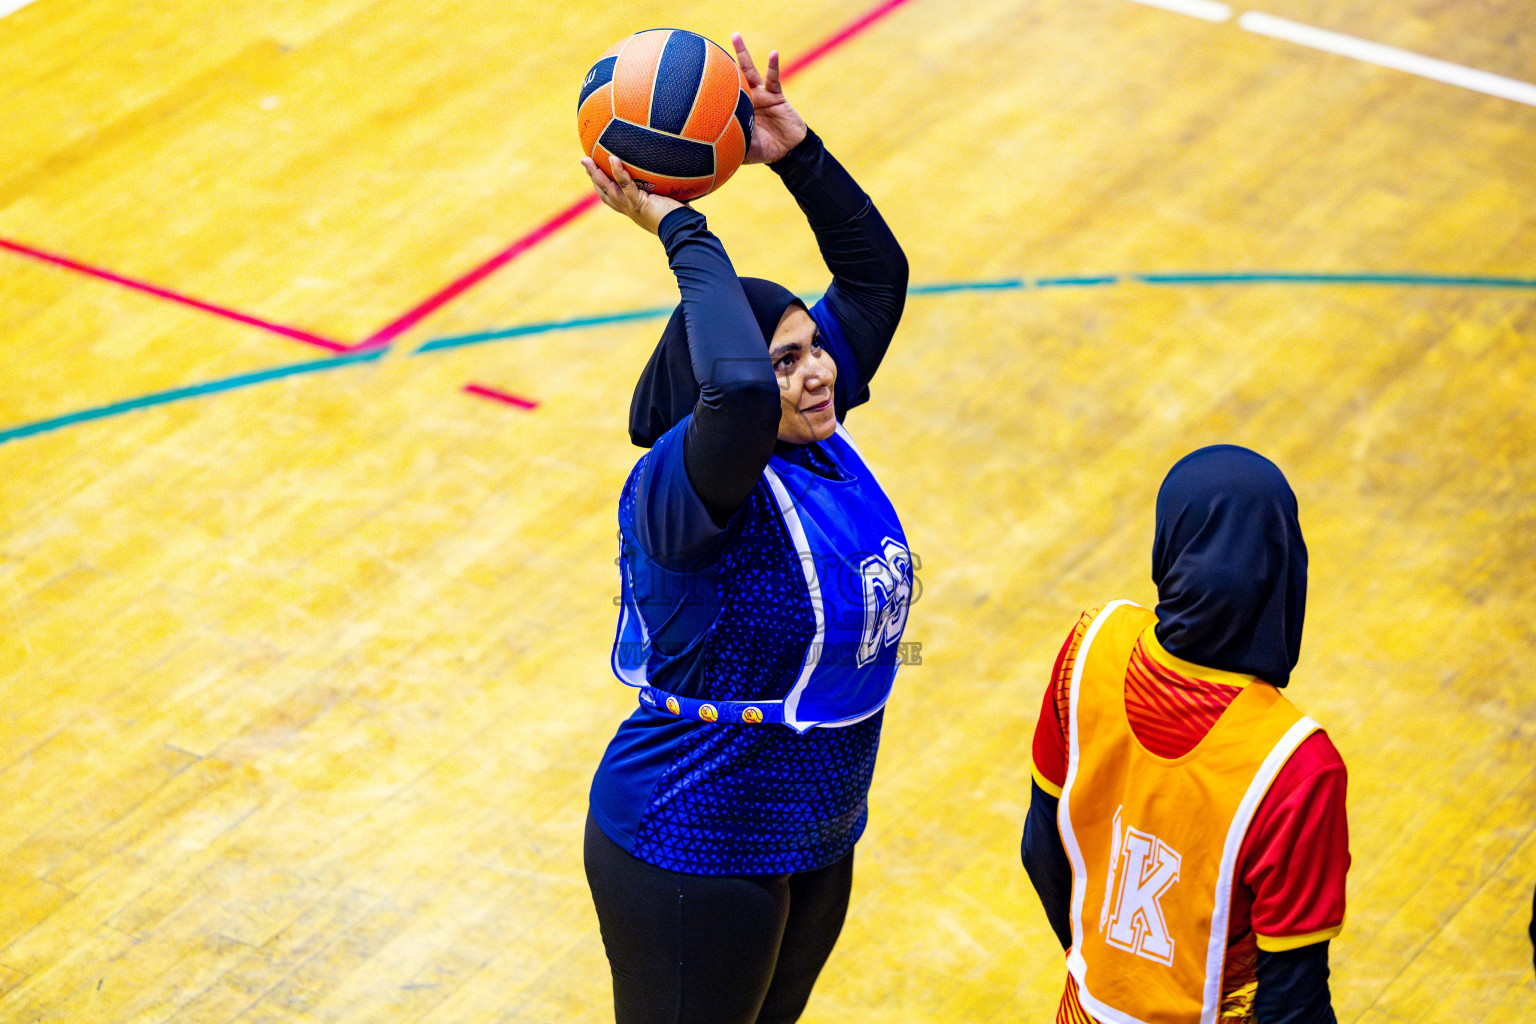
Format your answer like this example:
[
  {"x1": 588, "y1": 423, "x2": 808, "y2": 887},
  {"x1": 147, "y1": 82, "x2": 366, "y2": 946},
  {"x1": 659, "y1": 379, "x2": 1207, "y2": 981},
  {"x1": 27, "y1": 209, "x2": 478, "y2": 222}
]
[{"x1": 578, "y1": 29, "x2": 754, "y2": 202}]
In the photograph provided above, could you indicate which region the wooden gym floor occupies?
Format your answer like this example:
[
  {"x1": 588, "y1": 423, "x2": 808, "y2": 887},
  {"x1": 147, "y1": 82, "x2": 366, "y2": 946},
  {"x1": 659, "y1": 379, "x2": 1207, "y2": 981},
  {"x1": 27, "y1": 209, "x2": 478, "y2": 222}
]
[{"x1": 1, "y1": 0, "x2": 1533, "y2": 1020}]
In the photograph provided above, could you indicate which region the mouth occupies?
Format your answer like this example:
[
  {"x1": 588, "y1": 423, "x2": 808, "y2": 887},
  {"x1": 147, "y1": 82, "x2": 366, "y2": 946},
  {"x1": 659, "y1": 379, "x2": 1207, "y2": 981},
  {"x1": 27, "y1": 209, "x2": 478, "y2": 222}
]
[{"x1": 801, "y1": 398, "x2": 833, "y2": 414}]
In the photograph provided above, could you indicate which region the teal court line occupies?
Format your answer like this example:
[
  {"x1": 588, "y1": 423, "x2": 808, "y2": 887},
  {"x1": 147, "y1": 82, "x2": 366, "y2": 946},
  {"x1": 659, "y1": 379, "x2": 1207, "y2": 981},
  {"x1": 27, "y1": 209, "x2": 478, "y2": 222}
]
[
  {"x1": 5, "y1": 271, "x2": 1535, "y2": 446},
  {"x1": 1135, "y1": 272, "x2": 1536, "y2": 287},
  {"x1": 417, "y1": 307, "x2": 675, "y2": 354},
  {"x1": 0, "y1": 348, "x2": 385, "y2": 444}
]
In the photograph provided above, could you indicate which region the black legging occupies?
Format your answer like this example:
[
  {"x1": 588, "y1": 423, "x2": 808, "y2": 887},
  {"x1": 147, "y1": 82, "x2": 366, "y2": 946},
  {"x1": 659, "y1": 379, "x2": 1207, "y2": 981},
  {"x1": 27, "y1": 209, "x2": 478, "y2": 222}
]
[
  {"x1": 584, "y1": 813, "x2": 854, "y2": 1024},
  {"x1": 1529, "y1": 881, "x2": 1535, "y2": 972}
]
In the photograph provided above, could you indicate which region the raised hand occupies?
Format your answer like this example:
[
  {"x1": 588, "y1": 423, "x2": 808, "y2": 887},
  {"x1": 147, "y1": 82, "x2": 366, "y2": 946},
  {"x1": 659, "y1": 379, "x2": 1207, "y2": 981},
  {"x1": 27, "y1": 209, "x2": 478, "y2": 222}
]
[
  {"x1": 580, "y1": 154, "x2": 684, "y2": 235},
  {"x1": 731, "y1": 33, "x2": 808, "y2": 164}
]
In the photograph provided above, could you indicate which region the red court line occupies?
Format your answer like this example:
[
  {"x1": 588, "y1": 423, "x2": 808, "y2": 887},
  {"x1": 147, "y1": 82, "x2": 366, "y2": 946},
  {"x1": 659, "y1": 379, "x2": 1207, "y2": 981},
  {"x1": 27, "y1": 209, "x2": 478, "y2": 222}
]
[
  {"x1": 0, "y1": 237, "x2": 349, "y2": 352},
  {"x1": 0, "y1": 0, "x2": 918, "y2": 367},
  {"x1": 464, "y1": 383, "x2": 538, "y2": 409},
  {"x1": 409, "y1": 0, "x2": 922, "y2": 353},
  {"x1": 780, "y1": 0, "x2": 919, "y2": 79},
  {"x1": 353, "y1": 193, "x2": 602, "y2": 351}
]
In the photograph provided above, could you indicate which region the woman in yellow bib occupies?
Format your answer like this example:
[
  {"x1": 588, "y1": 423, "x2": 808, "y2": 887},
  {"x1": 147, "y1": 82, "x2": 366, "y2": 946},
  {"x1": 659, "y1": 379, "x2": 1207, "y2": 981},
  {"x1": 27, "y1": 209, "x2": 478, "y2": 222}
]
[{"x1": 1023, "y1": 446, "x2": 1350, "y2": 1024}]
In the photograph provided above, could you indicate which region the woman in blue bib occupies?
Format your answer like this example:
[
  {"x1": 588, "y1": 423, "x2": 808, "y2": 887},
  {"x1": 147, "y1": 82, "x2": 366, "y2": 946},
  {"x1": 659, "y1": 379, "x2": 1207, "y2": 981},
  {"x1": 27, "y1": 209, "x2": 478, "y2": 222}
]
[{"x1": 579, "y1": 35, "x2": 912, "y2": 1024}]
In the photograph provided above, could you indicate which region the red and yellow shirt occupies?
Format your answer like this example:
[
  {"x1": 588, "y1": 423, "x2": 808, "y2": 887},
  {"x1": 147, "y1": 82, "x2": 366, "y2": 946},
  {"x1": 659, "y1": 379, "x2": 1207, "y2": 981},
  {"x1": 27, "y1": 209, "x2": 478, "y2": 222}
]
[{"x1": 1032, "y1": 604, "x2": 1349, "y2": 1023}]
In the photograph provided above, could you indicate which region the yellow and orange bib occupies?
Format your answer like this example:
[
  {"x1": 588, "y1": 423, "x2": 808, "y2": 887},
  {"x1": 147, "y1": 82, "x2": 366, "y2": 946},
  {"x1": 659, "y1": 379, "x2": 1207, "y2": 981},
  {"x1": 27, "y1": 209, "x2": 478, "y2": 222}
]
[{"x1": 1059, "y1": 601, "x2": 1317, "y2": 1024}]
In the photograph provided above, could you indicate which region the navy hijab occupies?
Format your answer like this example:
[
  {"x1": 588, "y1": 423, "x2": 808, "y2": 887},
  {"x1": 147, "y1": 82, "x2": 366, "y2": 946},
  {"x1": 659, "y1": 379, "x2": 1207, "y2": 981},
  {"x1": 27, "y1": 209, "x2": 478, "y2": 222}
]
[
  {"x1": 628, "y1": 277, "x2": 802, "y2": 448},
  {"x1": 1151, "y1": 445, "x2": 1307, "y2": 687}
]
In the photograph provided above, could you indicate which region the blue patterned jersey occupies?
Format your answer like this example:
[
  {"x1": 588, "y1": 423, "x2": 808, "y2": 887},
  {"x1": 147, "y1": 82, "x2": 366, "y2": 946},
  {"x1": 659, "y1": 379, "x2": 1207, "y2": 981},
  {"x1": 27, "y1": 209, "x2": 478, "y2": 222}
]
[
  {"x1": 588, "y1": 300, "x2": 912, "y2": 875},
  {"x1": 591, "y1": 437, "x2": 898, "y2": 874}
]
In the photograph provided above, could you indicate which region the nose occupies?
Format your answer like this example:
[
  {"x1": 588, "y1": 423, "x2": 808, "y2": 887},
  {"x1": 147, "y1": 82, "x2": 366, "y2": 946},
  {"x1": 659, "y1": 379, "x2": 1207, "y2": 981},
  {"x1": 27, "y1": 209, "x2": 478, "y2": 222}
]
[{"x1": 805, "y1": 357, "x2": 830, "y2": 392}]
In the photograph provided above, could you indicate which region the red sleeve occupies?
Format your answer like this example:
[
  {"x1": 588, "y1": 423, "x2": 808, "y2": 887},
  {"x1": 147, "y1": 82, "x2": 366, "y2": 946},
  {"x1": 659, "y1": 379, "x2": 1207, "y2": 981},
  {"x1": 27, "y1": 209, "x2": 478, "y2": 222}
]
[
  {"x1": 1031, "y1": 666, "x2": 1067, "y2": 796},
  {"x1": 1031, "y1": 610, "x2": 1096, "y2": 797},
  {"x1": 1234, "y1": 730, "x2": 1350, "y2": 950}
]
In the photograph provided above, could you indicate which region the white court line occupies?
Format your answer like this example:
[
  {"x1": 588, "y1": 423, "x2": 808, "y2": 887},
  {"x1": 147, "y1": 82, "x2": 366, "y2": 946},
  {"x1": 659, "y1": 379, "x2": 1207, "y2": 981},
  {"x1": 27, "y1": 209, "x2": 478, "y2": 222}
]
[
  {"x1": 0, "y1": 0, "x2": 39, "y2": 18},
  {"x1": 1239, "y1": 12, "x2": 1536, "y2": 107},
  {"x1": 1127, "y1": 0, "x2": 1232, "y2": 24}
]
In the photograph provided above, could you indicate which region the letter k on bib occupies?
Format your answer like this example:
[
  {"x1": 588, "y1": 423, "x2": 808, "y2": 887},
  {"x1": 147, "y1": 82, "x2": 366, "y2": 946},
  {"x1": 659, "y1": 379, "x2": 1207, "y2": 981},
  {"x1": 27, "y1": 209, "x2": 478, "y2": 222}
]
[
  {"x1": 1057, "y1": 602, "x2": 1318, "y2": 1024},
  {"x1": 1102, "y1": 811, "x2": 1182, "y2": 966}
]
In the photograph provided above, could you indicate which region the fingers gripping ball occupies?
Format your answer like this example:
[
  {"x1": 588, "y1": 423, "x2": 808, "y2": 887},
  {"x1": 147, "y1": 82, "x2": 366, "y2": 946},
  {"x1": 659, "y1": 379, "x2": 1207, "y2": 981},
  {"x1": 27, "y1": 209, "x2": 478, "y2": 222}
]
[{"x1": 578, "y1": 29, "x2": 754, "y2": 202}]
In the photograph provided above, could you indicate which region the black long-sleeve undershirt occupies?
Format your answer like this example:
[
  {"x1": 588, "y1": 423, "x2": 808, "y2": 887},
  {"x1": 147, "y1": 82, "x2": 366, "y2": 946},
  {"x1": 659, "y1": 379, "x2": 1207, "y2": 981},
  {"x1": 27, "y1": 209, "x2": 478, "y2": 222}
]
[
  {"x1": 657, "y1": 128, "x2": 908, "y2": 525},
  {"x1": 1021, "y1": 781, "x2": 1074, "y2": 950},
  {"x1": 656, "y1": 208, "x2": 782, "y2": 526},
  {"x1": 768, "y1": 128, "x2": 908, "y2": 401},
  {"x1": 1021, "y1": 782, "x2": 1338, "y2": 1023}
]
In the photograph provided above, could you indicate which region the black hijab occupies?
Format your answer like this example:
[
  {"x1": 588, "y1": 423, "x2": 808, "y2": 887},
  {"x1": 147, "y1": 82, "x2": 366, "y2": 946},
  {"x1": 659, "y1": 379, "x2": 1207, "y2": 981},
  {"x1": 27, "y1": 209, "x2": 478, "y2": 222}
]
[
  {"x1": 1151, "y1": 445, "x2": 1307, "y2": 686},
  {"x1": 628, "y1": 277, "x2": 803, "y2": 448}
]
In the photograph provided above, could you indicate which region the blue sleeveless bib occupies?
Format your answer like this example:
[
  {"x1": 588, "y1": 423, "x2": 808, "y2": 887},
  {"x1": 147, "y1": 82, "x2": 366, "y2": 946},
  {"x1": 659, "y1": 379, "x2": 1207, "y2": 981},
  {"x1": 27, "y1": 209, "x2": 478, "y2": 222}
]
[{"x1": 612, "y1": 425, "x2": 912, "y2": 734}]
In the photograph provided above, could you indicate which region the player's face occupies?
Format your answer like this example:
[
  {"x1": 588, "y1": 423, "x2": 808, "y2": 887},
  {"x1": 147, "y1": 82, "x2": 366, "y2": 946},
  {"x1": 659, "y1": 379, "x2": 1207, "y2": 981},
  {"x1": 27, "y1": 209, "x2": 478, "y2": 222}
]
[{"x1": 770, "y1": 305, "x2": 838, "y2": 444}]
